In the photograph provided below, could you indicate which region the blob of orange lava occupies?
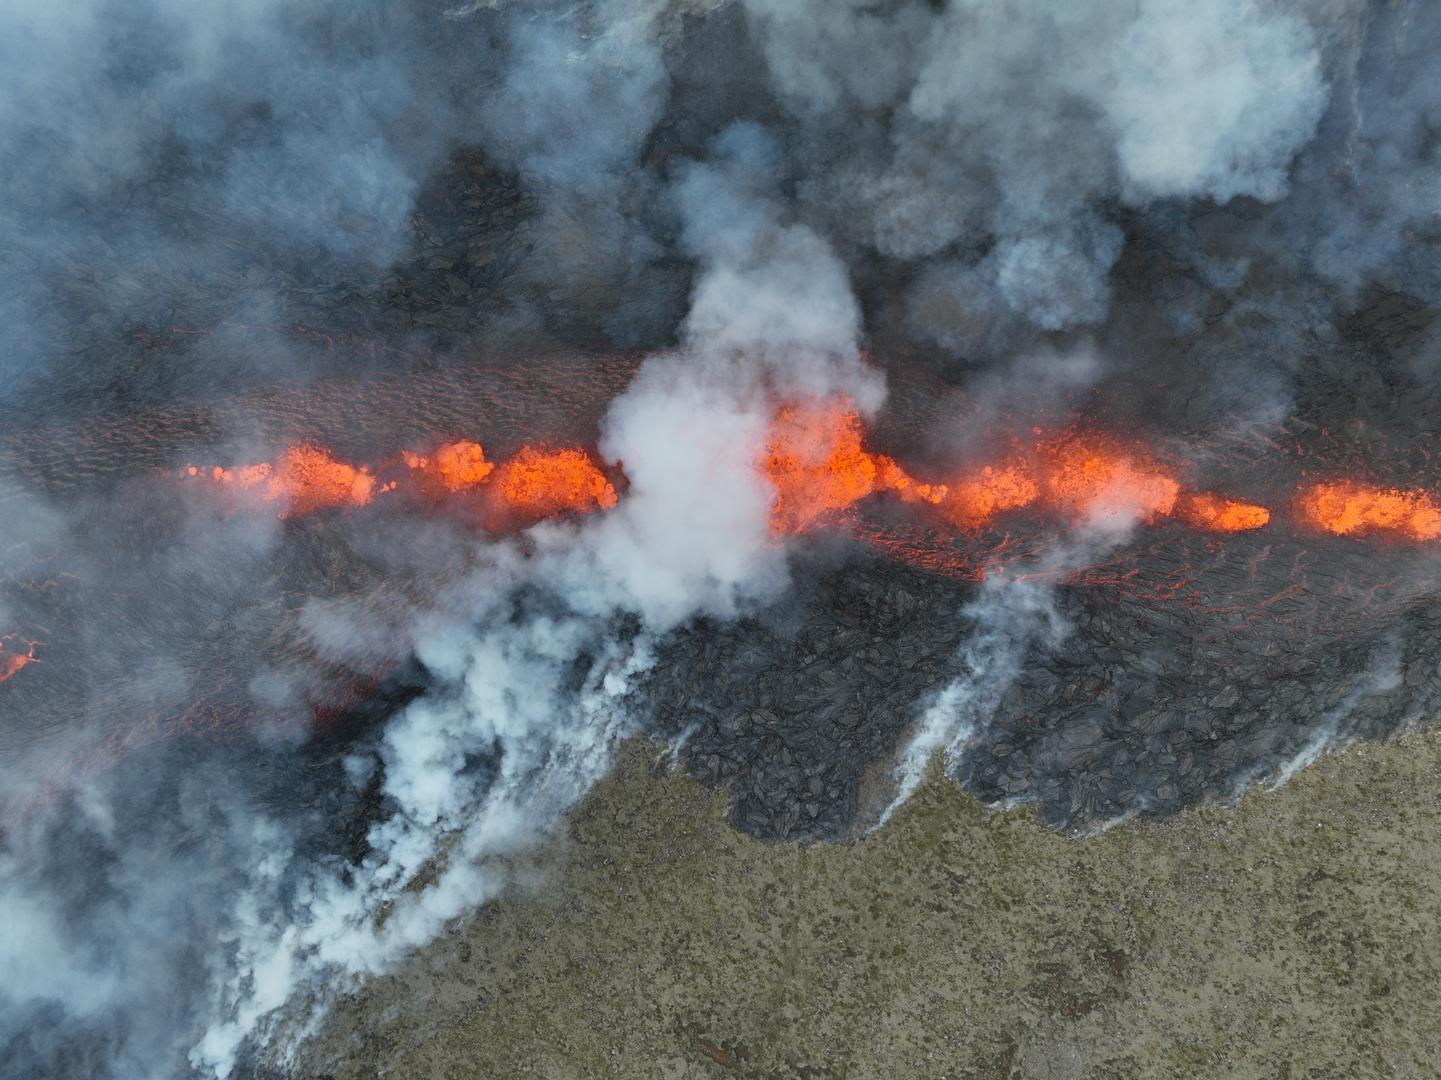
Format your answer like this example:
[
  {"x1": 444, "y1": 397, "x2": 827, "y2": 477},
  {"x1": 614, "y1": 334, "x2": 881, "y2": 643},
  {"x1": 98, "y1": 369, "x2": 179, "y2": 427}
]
[
  {"x1": 1041, "y1": 439, "x2": 1181, "y2": 525},
  {"x1": 763, "y1": 400, "x2": 885, "y2": 533},
  {"x1": 491, "y1": 446, "x2": 618, "y2": 521},
  {"x1": 187, "y1": 445, "x2": 377, "y2": 516},
  {"x1": 938, "y1": 464, "x2": 1040, "y2": 529},
  {"x1": 760, "y1": 399, "x2": 945, "y2": 533},
  {"x1": 876, "y1": 456, "x2": 950, "y2": 507},
  {"x1": 1295, "y1": 481, "x2": 1441, "y2": 541},
  {"x1": 929, "y1": 440, "x2": 1189, "y2": 532},
  {"x1": 402, "y1": 440, "x2": 494, "y2": 493},
  {"x1": 1176, "y1": 493, "x2": 1271, "y2": 532},
  {"x1": 0, "y1": 636, "x2": 40, "y2": 683}
]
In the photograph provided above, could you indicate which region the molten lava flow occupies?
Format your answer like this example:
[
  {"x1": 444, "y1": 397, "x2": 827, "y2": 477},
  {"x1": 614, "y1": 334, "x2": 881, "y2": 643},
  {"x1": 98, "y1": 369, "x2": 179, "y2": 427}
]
[
  {"x1": 938, "y1": 464, "x2": 1040, "y2": 529},
  {"x1": 875, "y1": 456, "x2": 950, "y2": 507},
  {"x1": 187, "y1": 439, "x2": 619, "y2": 526},
  {"x1": 273, "y1": 446, "x2": 379, "y2": 515},
  {"x1": 764, "y1": 400, "x2": 886, "y2": 534},
  {"x1": 491, "y1": 446, "x2": 618, "y2": 521},
  {"x1": 401, "y1": 440, "x2": 494, "y2": 493},
  {"x1": 187, "y1": 445, "x2": 377, "y2": 517},
  {"x1": 1176, "y1": 493, "x2": 1271, "y2": 532},
  {"x1": 915, "y1": 437, "x2": 1186, "y2": 532},
  {"x1": 0, "y1": 636, "x2": 40, "y2": 683},
  {"x1": 759, "y1": 399, "x2": 945, "y2": 532},
  {"x1": 165, "y1": 402, "x2": 1319, "y2": 548},
  {"x1": 757, "y1": 402, "x2": 1267, "y2": 540},
  {"x1": 1042, "y1": 439, "x2": 1180, "y2": 525},
  {"x1": 172, "y1": 394, "x2": 1282, "y2": 545},
  {"x1": 1295, "y1": 481, "x2": 1441, "y2": 541}
]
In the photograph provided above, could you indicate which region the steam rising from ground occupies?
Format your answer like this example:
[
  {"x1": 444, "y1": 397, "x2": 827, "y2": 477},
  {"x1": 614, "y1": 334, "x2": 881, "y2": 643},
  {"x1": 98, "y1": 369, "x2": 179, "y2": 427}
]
[
  {"x1": 878, "y1": 572, "x2": 1066, "y2": 830},
  {"x1": 2, "y1": 0, "x2": 1440, "y2": 1076},
  {"x1": 187, "y1": 182, "x2": 872, "y2": 1069},
  {"x1": 879, "y1": 496, "x2": 1165, "y2": 829}
]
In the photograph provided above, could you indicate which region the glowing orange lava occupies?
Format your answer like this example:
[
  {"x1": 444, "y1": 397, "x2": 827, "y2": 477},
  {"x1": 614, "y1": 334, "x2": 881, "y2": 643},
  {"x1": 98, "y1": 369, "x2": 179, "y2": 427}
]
[
  {"x1": 757, "y1": 401, "x2": 1270, "y2": 539},
  {"x1": 1041, "y1": 439, "x2": 1181, "y2": 525},
  {"x1": 187, "y1": 445, "x2": 377, "y2": 517},
  {"x1": 876, "y1": 456, "x2": 950, "y2": 507},
  {"x1": 490, "y1": 446, "x2": 618, "y2": 521},
  {"x1": 1176, "y1": 493, "x2": 1271, "y2": 532},
  {"x1": 1295, "y1": 481, "x2": 1441, "y2": 541},
  {"x1": 924, "y1": 438, "x2": 1187, "y2": 532},
  {"x1": 0, "y1": 636, "x2": 40, "y2": 683},
  {"x1": 763, "y1": 400, "x2": 887, "y2": 533},
  {"x1": 938, "y1": 464, "x2": 1040, "y2": 529},
  {"x1": 402, "y1": 440, "x2": 495, "y2": 493},
  {"x1": 181, "y1": 401, "x2": 1434, "y2": 552}
]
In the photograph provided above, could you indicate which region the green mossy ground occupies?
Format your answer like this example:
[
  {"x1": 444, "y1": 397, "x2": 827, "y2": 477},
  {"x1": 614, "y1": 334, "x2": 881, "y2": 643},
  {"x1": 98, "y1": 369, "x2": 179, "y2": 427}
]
[{"x1": 302, "y1": 731, "x2": 1441, "y2": 1079}]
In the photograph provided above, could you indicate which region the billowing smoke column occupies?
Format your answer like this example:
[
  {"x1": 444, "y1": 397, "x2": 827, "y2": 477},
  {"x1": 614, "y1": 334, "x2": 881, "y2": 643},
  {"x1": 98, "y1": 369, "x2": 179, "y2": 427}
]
[
  {"x1": 2, "y1": 0, "x2": 1441, "y2": 1077},
  {"x1": 181, "y1": 116, "x2": 886, "y2": 1075}
]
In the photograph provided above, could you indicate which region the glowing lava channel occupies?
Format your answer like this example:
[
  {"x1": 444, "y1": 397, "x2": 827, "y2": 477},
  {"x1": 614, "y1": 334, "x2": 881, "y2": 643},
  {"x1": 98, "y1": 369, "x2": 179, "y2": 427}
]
[
  {"x1": 400, "y1": 440, "x2": 494, "y2": 493},
  {"x1": 183, "y1": 397, "x2": 1441, "y2": 550},
  {"x1": 0, "y1": 635, "x2": 40, "y2": 683},
  {"x1": 187, "y1": 439, "x2": 618, "y2": 525},
  {"x1": 1295, "y1": 481, "x2": 1441, "y2": 541},
  {"x1": 185, "y1": 445, "x2": 380, "y2": 517},
  {"x1": 759, "y1": 401, "x2": 1270, "y2": 538}
]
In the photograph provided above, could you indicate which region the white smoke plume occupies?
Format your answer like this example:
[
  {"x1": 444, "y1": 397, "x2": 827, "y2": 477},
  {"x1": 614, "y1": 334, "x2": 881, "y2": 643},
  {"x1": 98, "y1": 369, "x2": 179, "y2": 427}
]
[
  {"x1": 186, "y1": 96, "x2": 880, "y2": 1076},
  {"x1": 671, "y1": 121, "x2": 886, "y2": 409},
  {"x1": 876, "y1": 571, "x2": 1066, "y2": 830},
  {"x1": 1247, "y1": 638, "x2": 1404, "y2": 794},
  {"x1": 877, "y1": 481, "x2": 1181, "y2": 829}
]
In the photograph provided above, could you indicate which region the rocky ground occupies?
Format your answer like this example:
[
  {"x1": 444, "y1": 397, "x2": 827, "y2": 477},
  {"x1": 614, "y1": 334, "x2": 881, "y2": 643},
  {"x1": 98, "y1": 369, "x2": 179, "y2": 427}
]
[
  {"x1": 296, "y1": 729, "x2": 1441, "y2": 1079},
  {"x1": 647, "y1": 538, "x2": 1441, "y2": 841}
]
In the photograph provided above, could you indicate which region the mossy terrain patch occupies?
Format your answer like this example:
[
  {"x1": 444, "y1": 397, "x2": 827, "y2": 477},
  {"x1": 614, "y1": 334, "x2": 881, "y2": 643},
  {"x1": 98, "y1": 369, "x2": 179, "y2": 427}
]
[{"x1": 301, "y1": 731, "x2": 1441, "y2": 1079}]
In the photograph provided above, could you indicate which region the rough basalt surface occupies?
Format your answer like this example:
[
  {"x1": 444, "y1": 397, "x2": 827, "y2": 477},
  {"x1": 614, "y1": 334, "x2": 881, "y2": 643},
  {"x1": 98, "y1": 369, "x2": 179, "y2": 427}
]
[{"x1": 651, "y1": 542, "x2": 1441, "y2": 842}]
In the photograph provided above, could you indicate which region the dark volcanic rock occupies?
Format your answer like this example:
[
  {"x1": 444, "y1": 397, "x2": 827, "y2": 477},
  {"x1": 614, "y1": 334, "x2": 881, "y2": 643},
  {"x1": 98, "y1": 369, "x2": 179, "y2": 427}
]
[
  {"x1": 646, "y1": 550, "x2": 976, "y2": 841},
  {"x1": 646, "y1": 527, "x2": 1441, "y2": 841}
]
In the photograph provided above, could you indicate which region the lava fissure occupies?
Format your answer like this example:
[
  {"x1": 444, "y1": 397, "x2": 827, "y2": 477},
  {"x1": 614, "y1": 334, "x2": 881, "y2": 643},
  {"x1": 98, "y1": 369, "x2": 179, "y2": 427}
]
[
  {"x1": 178, "y1": 398, "x2": 1441, "y2": 560},
  {"x1": 0, "y1": 635, "x2": 40, "y2": 683}
]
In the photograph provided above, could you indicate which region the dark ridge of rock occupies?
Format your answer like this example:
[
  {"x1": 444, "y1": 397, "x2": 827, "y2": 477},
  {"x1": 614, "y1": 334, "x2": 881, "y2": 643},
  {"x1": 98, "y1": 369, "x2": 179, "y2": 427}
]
[
  {"x1": 645, "y1": 550, "x2": 976, "y2": 841},
  {"x1": 646, "y1": 535, "x2": 1441, "y2": 842}
]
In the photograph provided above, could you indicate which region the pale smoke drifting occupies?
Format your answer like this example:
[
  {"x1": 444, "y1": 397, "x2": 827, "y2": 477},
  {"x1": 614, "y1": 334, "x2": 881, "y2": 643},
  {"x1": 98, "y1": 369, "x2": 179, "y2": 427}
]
[
  {"x1": 1243, "y1": 639, "x2": 1403, "y2": 794},
  {"x1": 193, "y1": 601, "x2": 657, "y2": 1073},
  {"x1": 876, "y1": 573, "x2": 1066, "y2": 830},
  {"x1": 1278, "y1": 2, "x2": 1441, "y2": 304},
  {"x1": 878, "y1": 490, "x2": 1176, "y2": 830},
  {"x1": 671, "y1": 121, "x2": 886, "y2": 409},
  {"x1": 0, "y1": 0, "x2": 465, "y2": 407},
  {"x1": 470, "y1": 1, "x2": 678, "y2": 342},
  {"x1": 747, "y1": 0, "x2": 1327, "y2": 347}
]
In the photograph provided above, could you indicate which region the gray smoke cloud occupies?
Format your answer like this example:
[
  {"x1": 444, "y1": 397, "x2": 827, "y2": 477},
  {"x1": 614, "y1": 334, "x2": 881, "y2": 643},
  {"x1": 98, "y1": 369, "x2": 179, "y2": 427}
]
[
  {"x1": 749, "y1": 0, "x2": 1328, "y2": 351},
  {"x1": 1275, "y1": 3, "x2": 1441, "y2": 303},
  {"x1": 467, "y1": 1, "x2": 683, "y2": 344},
  {"x1": 876, "y1": 570, "x2": 1066, "y2": 830},
  {"x1": 0, "y1": 0, "x2": 481, "y2": 410},
  {"x1": 672, "y1": 121, "x2": 885, "y2": 406}
]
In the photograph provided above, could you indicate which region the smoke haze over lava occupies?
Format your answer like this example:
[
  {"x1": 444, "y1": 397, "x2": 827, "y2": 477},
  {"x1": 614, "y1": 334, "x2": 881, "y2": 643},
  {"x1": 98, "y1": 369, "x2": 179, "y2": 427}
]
[{"x1": 3, "y1": 1, "x2": 1441, "y2": 1077}]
